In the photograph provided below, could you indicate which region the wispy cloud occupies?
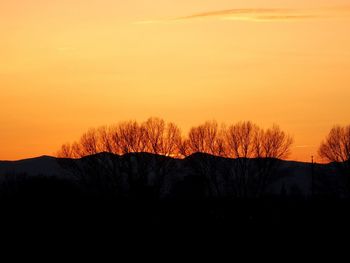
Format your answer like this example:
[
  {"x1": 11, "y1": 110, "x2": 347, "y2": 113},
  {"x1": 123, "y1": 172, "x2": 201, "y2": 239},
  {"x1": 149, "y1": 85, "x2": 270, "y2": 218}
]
[
  {"x1": 177, "y1": 8, "x2": 298, "y2": 21},
  {"x1": 135, "y1": 7, "x2": 350, "y2": 24}
]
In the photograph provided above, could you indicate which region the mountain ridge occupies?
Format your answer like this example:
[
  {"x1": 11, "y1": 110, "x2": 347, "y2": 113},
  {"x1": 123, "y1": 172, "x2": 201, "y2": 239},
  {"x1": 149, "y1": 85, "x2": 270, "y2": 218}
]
[{"x1": 0, "y1": 152, "x2": 341, "y2": 198}]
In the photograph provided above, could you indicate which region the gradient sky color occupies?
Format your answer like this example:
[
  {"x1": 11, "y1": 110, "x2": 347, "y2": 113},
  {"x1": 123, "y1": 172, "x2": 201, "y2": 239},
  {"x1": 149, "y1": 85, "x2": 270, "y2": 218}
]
[{"x1": 1, "y1": 0, "x2": 350, "y2": 161}]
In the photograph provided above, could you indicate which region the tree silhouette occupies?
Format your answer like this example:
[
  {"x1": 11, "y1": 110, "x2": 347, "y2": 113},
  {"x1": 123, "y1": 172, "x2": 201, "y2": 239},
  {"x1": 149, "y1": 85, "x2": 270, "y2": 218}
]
[
  {"x1": 319, "y1": 125, "x2": 350, "y2": 164},
  {"x1": 223, "y1": 121, "x2": 260, "y2": 197},
  {"x1": 259, "y1": 125, "x2": 293, "y2": 159},
  {"x1": 184, "y1": 121, "x2": 226, "y2": 197},
  {"x1": 142, "y1": 117, "x2": 182, "y2": 157},
  {"x1": 110, "y1": 121, "x2": 147, "y2": 154},
  {"x1": 254, "y1": 125, "x2": 293, "y2": 196},
  {"x1": 319, "y1": 125, "x2": 350, "y2": 196},
  {"x1": 186, "y1": 121, "x2": 225, "y2": 156},
  {"x1": 56, "y1": 117, "x2": 293, "y2": 199},
  {"x1": 222, "y1": 122, "x2": 293, "y2": 197},
  {"x1": 57, "y1": 118, "x2": 183, "y2": 199},
  {"x1": 139, "y1": 118, "x2": 183, "y2": 198},
  {"x1": 57, "y1": 128, "x2": 102, "y2": 158}
]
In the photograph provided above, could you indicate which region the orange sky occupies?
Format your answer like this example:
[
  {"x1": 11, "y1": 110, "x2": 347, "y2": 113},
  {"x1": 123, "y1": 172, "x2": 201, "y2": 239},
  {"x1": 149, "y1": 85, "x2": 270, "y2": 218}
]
[{"x1": 1, "y1": 0, "x2": 350, "y2": 162}]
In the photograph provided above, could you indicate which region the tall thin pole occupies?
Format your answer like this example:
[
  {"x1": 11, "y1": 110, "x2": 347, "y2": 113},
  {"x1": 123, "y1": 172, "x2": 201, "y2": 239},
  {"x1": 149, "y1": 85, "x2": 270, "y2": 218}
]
[{"x1": 311, "y1": 155, "x2": 314, "y2": 197}]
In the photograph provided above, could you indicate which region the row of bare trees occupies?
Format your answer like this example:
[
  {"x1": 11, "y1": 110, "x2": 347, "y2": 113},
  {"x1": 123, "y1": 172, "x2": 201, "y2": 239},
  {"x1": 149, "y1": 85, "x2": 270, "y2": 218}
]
[
  {"x1": 58, "y1": 118, "x2": 182, "y2": 158},
  {"x1": 56, "y1": 118, "x2": 350, "y2": 198},
  {"x1": 58, "y1": 119, "x2": 350, "y2": 167},
  {"x1": 56, "y1": 118, "x2": 293, "y2": 198},
  {"x1": 58, "y1": 118, "x2": 293, "y2": 161}
]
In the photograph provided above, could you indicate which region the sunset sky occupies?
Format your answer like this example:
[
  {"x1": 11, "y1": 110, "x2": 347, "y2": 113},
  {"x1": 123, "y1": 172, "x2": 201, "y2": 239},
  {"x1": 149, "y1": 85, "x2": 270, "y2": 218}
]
[{"x1": 1, "y1": 0, "x2": 350, "y2": 161}]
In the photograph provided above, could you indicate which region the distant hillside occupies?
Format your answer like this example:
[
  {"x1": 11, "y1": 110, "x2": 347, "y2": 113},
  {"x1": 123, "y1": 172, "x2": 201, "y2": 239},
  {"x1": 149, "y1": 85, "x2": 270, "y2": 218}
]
[
  {"x1": 0, "y1": 153, "x2": 341, "y2": 198},
  {"x1": 0, "y1": 156, "x2": 65, "y2": 176}
]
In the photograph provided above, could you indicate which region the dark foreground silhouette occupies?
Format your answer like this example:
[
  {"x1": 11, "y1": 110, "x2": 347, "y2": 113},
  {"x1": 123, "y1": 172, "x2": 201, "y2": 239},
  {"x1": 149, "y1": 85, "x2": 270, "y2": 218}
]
[{"x1": 0, "y1": 153, "x2": 350, "y2": 239}]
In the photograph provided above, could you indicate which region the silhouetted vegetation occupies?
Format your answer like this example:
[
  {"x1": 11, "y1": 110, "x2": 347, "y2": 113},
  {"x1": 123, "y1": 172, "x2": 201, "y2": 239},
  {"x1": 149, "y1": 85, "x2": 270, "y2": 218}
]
[
  {"x1": 1, "y1": 167, "x2": 350, "y2": 235},
  {"x1": 1, "y1": 119, "x2": 350, "y2": 234},
  {"x1": 319, "y1": 125, "x2": 350, "y2": 197},
  {"x1": 56, "y1": 117, "x2": 294, "y2": 199}
]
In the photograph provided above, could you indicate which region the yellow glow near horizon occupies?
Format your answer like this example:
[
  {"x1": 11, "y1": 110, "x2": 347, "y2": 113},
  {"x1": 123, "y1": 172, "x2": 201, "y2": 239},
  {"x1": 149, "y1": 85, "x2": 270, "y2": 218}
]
[{"x1": 1, "y1": 0, "x2": 350, "y2": 162}]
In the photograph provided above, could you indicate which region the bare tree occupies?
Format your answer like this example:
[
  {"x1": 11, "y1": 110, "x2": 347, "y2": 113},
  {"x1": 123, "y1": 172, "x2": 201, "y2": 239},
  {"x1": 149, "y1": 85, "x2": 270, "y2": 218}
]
[
  {"x1": 319, "y1": 125, "x2": 350, "y2": 164},
  {"x1": 57, "y1": 127, "x2": 124, "y2": 195},
  {"x1": 104, "y1": 120, "x2": 154, "y2": 198},
  {"x1": 57, "y1": 128, "x2": 102, "y2": 158},
  {"x1": 56, "y1": 118, "x2": 183, "y2": 199},
  {"x1": 57, "y1": 143, "x2": 75, "y2": 159},
  {"x1": 259, "y1": 125, "x2": 293, "y2": 159},
  {"x1": 224, "y1": 121, "x2": 260, "y2": 159},
  {"x1": 187, "y1": 121, "x2": 225, "y2": 156},
  {"x1": 164, "y1": 122, "x2": 183, "y2": 158},
  {"x1": 178, "y1": 138, "x2": 190, "y2": 158},
  {"x1": 140, "y1": 118, "x2": 183, "y2": 198},
  {"x1": 110, "y1": 121, "x2": 146, "y2": 154},
  {"x1": 185, "y1": 121, "x2": 226, "y2": 197},
  {"x1": 97, "y1": 126, "x2": 118, "y2": 154},
  {"x1": 78, "y1": 128, "x2": 102, "y2": 156},
  {"x1": 319, "y1": 125, "x2": 350, "y2": 195},
  {"x1": 222, "y1": 122, "x2": 293, "y2": 197},
  {"x1": 254, "y1": 125, "x2": 293, "y2": 197},
  {"x1": 142, "y1": 117, "x2": 182, "y2": 157},
  {"x1": 223, "y1": 122, "x2": 260, "y2": 197}
]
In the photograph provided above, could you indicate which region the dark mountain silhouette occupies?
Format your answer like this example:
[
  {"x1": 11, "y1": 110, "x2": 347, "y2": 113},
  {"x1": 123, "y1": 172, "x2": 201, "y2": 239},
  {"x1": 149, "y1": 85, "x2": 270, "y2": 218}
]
[
  {"x1": 0, "y1": 155, "x2": 64, "y2": 176},
  {"x1": 0, "y1": 153, "x2": 341, "y2": 198},
  {"x1": 0, "y1": 152, "x2": 349, "y2": 239}
]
